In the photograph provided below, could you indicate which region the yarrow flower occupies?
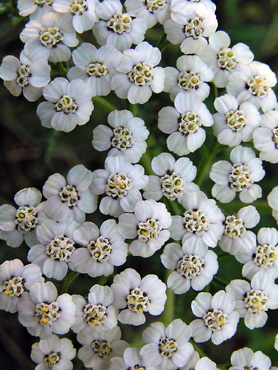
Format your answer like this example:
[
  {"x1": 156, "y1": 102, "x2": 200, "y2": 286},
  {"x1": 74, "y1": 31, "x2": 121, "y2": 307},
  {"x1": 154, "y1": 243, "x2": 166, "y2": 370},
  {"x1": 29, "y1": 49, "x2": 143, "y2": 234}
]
[
  {"x1": 210, "y1": 145, "x2": 265, "y2": 203},
  {"x1": 111, "y1": 41, "x2": 165, "y2": 104},
  {"x1": 0, "y1": 259, "x2": 44, "y2": 313},
  {"x1": 230, "y1": 348, "x2": 272, "y2": 370},
  {"x1": 158, "y1": 92, "x2": 214, "y2": 155},
  {"x1": 30, "y1": 334, "x2": 76, "y2": 370},
  {"x1": 92, "y1": 109, "x2": 149, "y2": 163},
  {"x1": 109, "y1": 346, "x2": 155, "y2": 370},
  {"x1": 111, "y1": 268, "x2": 167, "y2": 325},
  {"x1": 143, "y1": 152, "x2": 197, "y2": 201},
  {"x1": 42, "y1": 164, "x2": 97, "y2": 223},
  {"x1": 190, "y1": 290, "x2": 239, "y2": 345},
  {"x1": 226, "y1": 271, "x2": 278, "y2": 330},
  {"x1": 37, "y1": 77, "x2": 94, "y2": 132},
  {"x1": 171, "y1": 0, "x2": 216, "y2": 19},
  {"x1": 161, "y1": 237, "x2": 218, "y2": 294},
  {"x1": 90, "y1": 156, "x2": 148, "y2": 217},
  {"x1": 140, "y1": 319, "x2": 194, "y2": 369},
  {"x1": 118, "y1": 199, "x2": 172, "y2": 257},
  {"x1": 267, "y1": 186, "x2": 278, "y2": 225},
  {"x1": 0, "y1": 187, "x2": 48, "y2": 248},
  {"x1": 17, "y1": 0, "x2": 54, "y2": 17}
]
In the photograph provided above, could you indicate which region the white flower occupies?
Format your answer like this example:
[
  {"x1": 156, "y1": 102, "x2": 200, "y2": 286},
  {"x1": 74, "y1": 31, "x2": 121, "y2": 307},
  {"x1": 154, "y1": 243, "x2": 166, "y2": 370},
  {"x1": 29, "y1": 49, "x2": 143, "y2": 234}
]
[
  {"x1": 227, "y1": 61, "x2": 277, "y2": 113},
  {"x1": 190, "y1": 290, "x2": 239, "y2": 345},
  {"x1": 0, "y1": 187, "x2": 48, "y2": 248},
  {"x1": 17, "y1": 281, "x2": 76, "y2": 338},
  {"x1": 0, "y1": 45, "x2": 51, "y2": 102},
  {"x1": 268, "y1": 186, "x2": 278, "y2": 225},
  {"x1": 171, "y1": 0, "x2": 216, "y2": 18},
  {"x1": 37, "y1": 77, "x2": 94, "y2": 132},
  {"x1": 226, "y1": 271, "x2": 278, "y2": 330},
  {"x1": 178, "y1": 351, "x2": 200, "y2": 370},
  {"x1": 20, "y1": 12, "x2": 79, "y2": 62},
  {"x1": 169, "y1": 190, "x2": 224, "y2": 248},
  {"x1": 70, "y1": 220, "x2": 128, "y2": 277},
  {"x1": 164, "y1": 54, "x2": 213, "y2": 101},
  {"x1": 92, "y1": 109, "x2": 149, "y2": 163},
  {"x1": 78, "y1": 326, "x2": 128, "y2": 370},
  {"x1": 93, "y1": 0, "x2": 147, "y2": 51},
  {"x1": 140, "y1": 319, "x2": 194, "y2": 369},
  {"x1": 213, "y1": 94, "x2": 261, "y2": 147},
  {"x1": 0, "y1": 259, "x2": 44, "y2": 313},
  {"x1": 118, "y1": 199, "x2": 172, "y2": 257},
  {"x1": 219, "y1": 205, "x2": 260, "y2": 256},
  {"x1": 111, "y1": 41, "x2": 165, "y2": 104},
  {"x1": 210, "y1": 145, "x2": 265, "y2": 203},
  {"x1": 143, "y1": 152, "x2": 197, "y2": 201},
  {"x1": 27, "y1": 219, "x2": 80, "y2": 280},
  {"x1": 230, "y1": 348, "x2": 271, "y2": 370},
  {"x1": 17, "y1": 0, "x2": 53, "y2": 17},
  {"x1": 68, "y1": 43, "x2": 122, "y2": 97},
  {"x1": 201, "y1": 31, "x2": 254, "y2": 88},
  {"x1": 53, "y1": 0, "x2": 98, "y2": 33},
  {"x1": 31, "y1": 334, "x2": 76, "y2": 370},
  {"x1": 42, "y1": 164, "x2": 97, "y2": 223},
  {"x1": 111, "y1": 268, "x2": 166, "y2": 326},
  {"x1": 253, "y1": 110, "x2": 278, "y2": 163},
  {"x1": 164, "y1": 11, "x2": 218, "y2": 55},
  {"x1": 237, "y1": 228, "x2": 278, "y2": 280},
  {"x1": 109, "y1": 347, "x2": 156, "y2": 370},
  {"x1": 91, "y1": 156, "x2": 148, "y2": 217},
  {"x1": 72, "y1": 285, "x2": 118, "y2": 342},
  {"x1": 158, "y1": 92, "x2": 214, "y2": 156},
  {"x1": 125, "y1": 0, "x2": 171, "y2": 28},
  {"x1": 161, "y1": 237, "x2": 218, "y2": 294}
]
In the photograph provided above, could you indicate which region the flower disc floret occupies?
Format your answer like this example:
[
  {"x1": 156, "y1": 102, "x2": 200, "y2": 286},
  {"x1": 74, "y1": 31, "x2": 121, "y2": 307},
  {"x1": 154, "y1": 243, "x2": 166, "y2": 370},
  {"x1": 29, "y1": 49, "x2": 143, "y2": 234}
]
[
  {"x1": 161, "y1": 172, "x2": 185, "y2": 200},
  {"x1": 217, "y1": 48, "x2": 238, "y2": 71},
  {"x1": 183, "y1": 209, "x2": 210, "y2": 234},
  {"x1": 35, "y1": 301, "x2": 60, "y2": 327},
  {"x1": 111, "y1": 126, "x2": 134, "y2": 150},
  {"x1": 107, "y1": 12, "x2": 132, "y2": 34},
  {"x1": 106, "y1": 173, "x2": 133, "y2": 198},
  {"x1": 91, "y1": 340, "x2": 112, "y2": 358},
  {"x1": 158, "y1": 337, "x2": 177, "y2": 358},
  {"x1": 3, "y1": 276, "x2": 25, "y2": 298},
  {"x1": 88, "y1": 237, "x2": 112, "y2": 262},
  {"x1": 83, "y1": 303, "x2": 107, "y2": 328},
  {"x1": 128, "y1": 62, "x2": 153, "y2": 86},
  {"x1": 127, "y1": 288, "x2": 150, "y2": 313},
  {"x1": 225, "y1": 110, "x2": 246, "y2": 132},
  {"x1": 87, "y1": 62, "x2": 108, "y2": 77},
  {"x1": 137, "y1": 218, "x2": 162, "y2": 242},
  {"x1": 35, "y1": 0, "x2": 53, "y2": 5},
  {"x1": 46, "y1": 235, "x2": 75, "y2": 262},
  {"x1": 71, "y1": 0, "x2": 88, "y2": 14},
  {"x1": 55, "y1": 96, "x2": 78, "y2": 114},
  {"x1": 247, "y1": 75, "x2": 269, "y2": 98},
  {"x1": 59, "y1": 185, "x2": 79, "y2": 207},
  {"x1": 16, "y1": 65, "x2": 31, "y2": 87},
  {"x1": 39, "y1": 27, "x2": 63, "y2": 48},
  {"x1": 146, "y1": 0, "x2": 166, "y2": 12},
  {"x1": 203, "y1": 309, "x2": 229, "y2": 331},
  {"x1": 229, "y1": 163, "x2": 253, "y2": 192},
  {"x1": 224, "y1": 215, "x2": 245, "y2": 239},
  {"x1": 177, "y1": 254, "x2": 204, "y2": 278},
  {"x1": 15, "y1": 206, "x2": 38, "y2": 233},
  {"x1": 178, "y1": 71, "x2": 202, "y2": 90},
  {"x1": 244, "y1": 289, "x2": 268, "y2": 315},
  {"x1": 253, "y1": 244, "x2": 277, "y2": 269},
  {"x1": 179, "y1": 111, "x2": 202, "y2": 134},
  {"x1": 184, "y1": 17, "x2": 203, "y2": 39}
]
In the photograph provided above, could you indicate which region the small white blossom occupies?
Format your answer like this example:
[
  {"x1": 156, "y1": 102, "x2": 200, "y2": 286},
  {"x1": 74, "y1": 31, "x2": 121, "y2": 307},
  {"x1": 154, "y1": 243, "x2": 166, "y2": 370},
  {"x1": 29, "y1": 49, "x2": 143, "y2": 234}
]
[
  {"x1": 53, "y1": 0, "x2": 98, "y2": 33},
  {"x1": 111, "y1": 268, "x2": 166, "y2": 326},
  {"x1": 230, "y1": 348, "x2": 271, "y2": 370},
  {"x1": 17, "y1": 281, "x2": 76, "y2": 338},
  {"x1": 161, "y1": 237, "x2": 218, "y2": 294},
  {"x1": 78, "y1": 326, "x2": 128, "y2": 370},
  {"x1": 72, "y1": 285, "x2": 118, "y2": 342},
  {"x1": 227, "y1": 61, "x2": 277, "y2": 113},
  {"x1": 158, "y1": 92, "x2": 214, "y2": 155},
  {"x1": 210, "y1": 145, "x2": 265, "y2": 203},
  {"x1": 27, "y1": 219, "x2": 80, "y2": 280},
  {"x1": 226, "y1": 271, "x2": 278, "y2": 330},
  {"x1": 268, "y1": 186, "x2": 278, "y2": 225},
  {"x1": 37, "y1": 77, "x2": 94, "y2": 132},
  {"x1": 31, "y1": 334, "x2": 76, "y2": 370},
  {"x1": 236, "y1": 228, "x2": 278, "y2": 280},
  {"x1": 253, "y1": 110, "x2": 278, "y2": 163},
  {"x1": 70, "y1": 220, "x2": 128, "y2": 277},
  {"x1": 17, "y1": 0, "x2": 54, "y2": 17},
  {"x1": 109, "y1": 347, "x2": 156, "y2": 370},
  {"x1": 219, "y1": 205, "x2": 260, "y2": 256},
  {"x1": 68, "y1": 43, "x2": 122, "y2": 97},
  {"x1": 91, "y1": 156, "x2": 148, "y2": 217},
  {"x1": 140, "y1": 319, "x2": 194, "y2": 369},
  {"x1": 213, "y1": 94, "x2": 261, "y2": 147},
  {"x1": 190, "y1": 290, "x2": 239, "y2": 345},
  {"x1": 169, "y1": 190, "x2": 224, "y2": 248},
  {"x1": 118, "y1": 199, "x2": 172, "y2": 257},
  {"x1": 171, "y1": 0, "x2": 216, "y2": 18},
  {"x1": 0, "y1": 187, "x2": 48, "y2": 248},
  {"x1": 201, "y1": 31, "x2": 254, "y2": 88},
  {"x1": 164, "y1": 54, "x2": 214, "y2": 101},
  {"x1": 20, "y1": 12, "x2": 79, "y2": 62},
  {"x1": 92, "y1": 109, "x2": 149, "y2": 163},
  {"x1": 42, "y1": 164, "x2": 97, "y2": 223},
  {"x1": 93, "y1": 0, "x2": 147, "y2": 51},
  {"x1": 165, "y1": 11, "x2": 218, "y2": 55},
  {"x1": 0, "y1": 259, "x2": 44, "y2": 313},
  {"x1": 111, "y1": 41, "x2": 165, "y2": 104}
]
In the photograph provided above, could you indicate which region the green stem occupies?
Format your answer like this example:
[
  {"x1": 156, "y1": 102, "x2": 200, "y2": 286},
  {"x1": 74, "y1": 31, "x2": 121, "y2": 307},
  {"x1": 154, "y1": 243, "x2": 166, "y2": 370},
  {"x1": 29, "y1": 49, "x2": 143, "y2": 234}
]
[
  {"x1": 129, "y1": 103, "x2": 144, "y2": 119},
  {"x1": 93, "y1": 97, "x2": 116, "y2": 112},
  {"x1": 161, "y1": 270, "x2": 175, "y2": 327},
  {"x1": 191, "y1": 341, "x2": 207, "y2": 358},
  {"x1": 220, "y1": 200, "x2": 271, "y2": 214},
  {"x1": 60, "y1": 271, "x2": 79, "y2": 294},
  {"x1": 213, "y1": 275, "x2": 229, "y2": 288}
]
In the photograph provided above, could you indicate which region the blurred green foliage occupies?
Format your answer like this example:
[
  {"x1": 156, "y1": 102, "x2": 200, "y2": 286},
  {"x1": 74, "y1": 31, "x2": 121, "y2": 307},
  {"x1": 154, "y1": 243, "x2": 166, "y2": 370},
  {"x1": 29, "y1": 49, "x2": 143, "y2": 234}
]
[{"x1": 1, "y1": 1, "x2": 278, "y2": 369}]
